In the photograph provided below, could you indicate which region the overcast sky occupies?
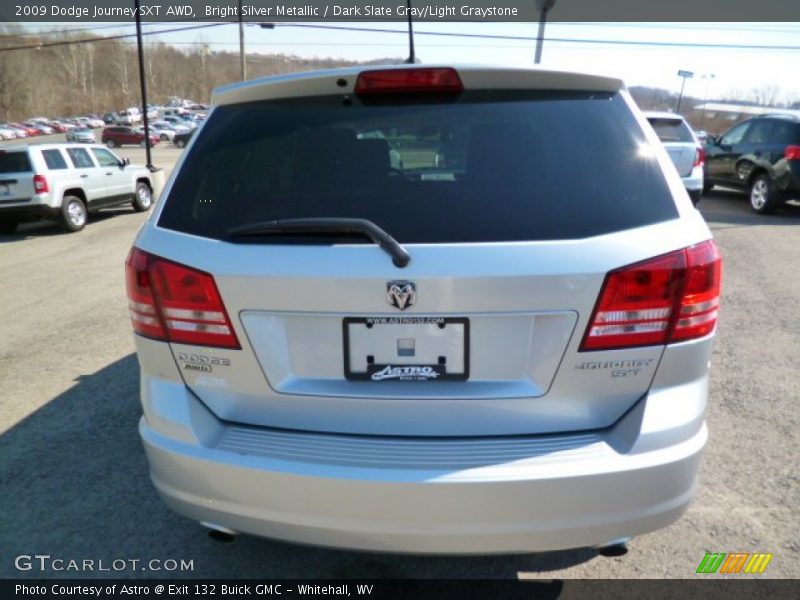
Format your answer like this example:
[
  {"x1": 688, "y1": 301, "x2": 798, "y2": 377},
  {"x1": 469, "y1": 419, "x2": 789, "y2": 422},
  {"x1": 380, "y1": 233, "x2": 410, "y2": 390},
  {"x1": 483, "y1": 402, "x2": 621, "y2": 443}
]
[{"x1": 24, "y1": 21, "x2": 800, "y2": 103}]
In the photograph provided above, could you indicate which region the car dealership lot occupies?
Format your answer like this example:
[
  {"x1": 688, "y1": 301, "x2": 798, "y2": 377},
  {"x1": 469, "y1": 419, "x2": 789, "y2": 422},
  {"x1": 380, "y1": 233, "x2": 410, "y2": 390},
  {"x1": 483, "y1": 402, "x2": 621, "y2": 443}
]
[{"x1": 0, "y1": 142, "x2": 798, "y2": 578}]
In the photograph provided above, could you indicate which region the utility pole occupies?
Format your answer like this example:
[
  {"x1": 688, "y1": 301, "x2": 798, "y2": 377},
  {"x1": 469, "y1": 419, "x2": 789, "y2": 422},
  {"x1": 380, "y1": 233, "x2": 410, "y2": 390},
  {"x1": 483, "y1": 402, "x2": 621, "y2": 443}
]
[
  {"x1": 238, "y1": 0, "x2": 246, "y2": 80},
  {"x1": 676, "y1": 69, "x2": 694, "y2": 114},
  {"x1": 134, "y1": 0, "x2": 152, "y2": 168},
  {"x1": 534, "y1": 0, "x2": 557, "y2": 64}
]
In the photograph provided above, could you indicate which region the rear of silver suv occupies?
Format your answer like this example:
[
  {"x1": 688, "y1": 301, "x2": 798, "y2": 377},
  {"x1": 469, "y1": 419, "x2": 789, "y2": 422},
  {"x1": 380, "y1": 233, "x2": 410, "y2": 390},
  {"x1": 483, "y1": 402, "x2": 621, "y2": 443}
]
[{"x1": 127, "y1": 66, "x2": 721, "y2": 554}]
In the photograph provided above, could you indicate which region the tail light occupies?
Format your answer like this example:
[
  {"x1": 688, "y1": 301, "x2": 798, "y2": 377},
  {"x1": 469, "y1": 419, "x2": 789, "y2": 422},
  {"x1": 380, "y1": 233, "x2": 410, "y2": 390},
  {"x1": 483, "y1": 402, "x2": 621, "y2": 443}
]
[
  {"x1": 125, "y1": 248, "x2": 240, "y2": 349},
  {"x1": 580, "y1": 240, "x2": 721, "y2": 351},
  {"x1": 33, "y1": 174, "x2": 49, "y2": 194},
  {"x1": 355, "y1": 68, "x2": 463, "y2": 96},
  {"x1": 785, "y1": 145, "x2": 800, "y2": 160},
  {"x1": 693, "y1": 147, "x2": 705, "y2": 167}
]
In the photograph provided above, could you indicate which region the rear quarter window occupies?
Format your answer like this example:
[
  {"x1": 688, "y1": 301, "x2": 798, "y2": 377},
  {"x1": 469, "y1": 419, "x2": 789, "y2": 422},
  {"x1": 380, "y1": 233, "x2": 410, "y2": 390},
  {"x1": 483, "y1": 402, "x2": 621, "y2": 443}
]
[
  {"x1": 41, "y1": 149, "x2": 68, "y2": 170},
  {"x1": 160, "y1": 90, "x2": 679, "y2": 243},
  {"x1": 0, "y1": 151, "x2": 32, "y2": 174}
]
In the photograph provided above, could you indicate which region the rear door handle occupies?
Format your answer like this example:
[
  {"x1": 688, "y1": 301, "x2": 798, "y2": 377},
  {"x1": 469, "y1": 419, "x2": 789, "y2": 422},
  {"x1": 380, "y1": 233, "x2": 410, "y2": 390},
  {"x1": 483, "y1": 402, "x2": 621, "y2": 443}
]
[
  {"x1": 80, "y1": 174, "x2": 89, "y2": 178},
  {"x1": 105, "y1": 172, "x2": 113, "y2": 176}
]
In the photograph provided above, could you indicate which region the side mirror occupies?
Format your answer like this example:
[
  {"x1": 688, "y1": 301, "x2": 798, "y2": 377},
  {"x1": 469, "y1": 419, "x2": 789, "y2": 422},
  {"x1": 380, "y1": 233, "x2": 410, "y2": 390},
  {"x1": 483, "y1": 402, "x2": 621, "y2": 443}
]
[{"x1": 120, "y1": 157, "x2": 130, "y2": 167}]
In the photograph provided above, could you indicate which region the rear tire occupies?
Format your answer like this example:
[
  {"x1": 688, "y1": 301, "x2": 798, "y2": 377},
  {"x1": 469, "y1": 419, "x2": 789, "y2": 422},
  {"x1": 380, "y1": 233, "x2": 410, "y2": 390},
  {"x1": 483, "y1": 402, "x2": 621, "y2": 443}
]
[
  {"x1": 749, "y1": 174, "x2": 779, "y2": 214},
  {"x1": 0, "y1": 222, "x2": 18, "y2": 235},
  {"x1": 132, "y1": 182, "x2": 152, "y2": 212},
  {"x1": 59, "y1": 195, "x2": 87, "y2": 232},
  {"x1": 702, "y1": 181, "x2": 713, "y2": 195},
  {"x1": 175, "y1": 139, "x2": 186, "y2": 148},
  {"x1": 105, "y1": 139, "x2": 117, "y2": 148},
  {"x1": 688, "y1": 190, "x2": 702, "y2": 206}
]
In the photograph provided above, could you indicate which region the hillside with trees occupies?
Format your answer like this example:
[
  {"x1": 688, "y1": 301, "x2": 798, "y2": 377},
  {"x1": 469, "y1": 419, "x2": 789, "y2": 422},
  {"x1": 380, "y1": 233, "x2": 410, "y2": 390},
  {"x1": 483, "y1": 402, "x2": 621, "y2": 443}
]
[{"x1": 0, "y1": 25, "x2": 398, "y2": 120}]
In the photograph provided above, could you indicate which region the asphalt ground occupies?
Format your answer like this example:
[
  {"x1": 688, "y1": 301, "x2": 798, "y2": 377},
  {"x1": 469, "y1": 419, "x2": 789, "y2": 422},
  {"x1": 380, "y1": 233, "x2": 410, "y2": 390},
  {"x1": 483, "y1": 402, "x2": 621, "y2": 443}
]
[{"x1": 0, "y1": 141, "x2": 798, "y2": 580}]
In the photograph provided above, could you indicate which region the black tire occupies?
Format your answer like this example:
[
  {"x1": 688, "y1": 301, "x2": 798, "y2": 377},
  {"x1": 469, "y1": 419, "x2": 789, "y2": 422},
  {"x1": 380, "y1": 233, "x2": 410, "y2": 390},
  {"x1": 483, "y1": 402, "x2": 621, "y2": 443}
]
[
  {"x1": 160, "y1": 133, "x2": 169, "y2": 141},
  {"x1": 749, "y1": 174, "x2": 779, "y2": 214},
  {"x1": 0, "y1": 221, "x2": 18, "y2": 235},
  {"x1": 105, "y1": 139, "x2": 117, "y2": 148},
  {"x1": 175, "y1": 139, "x2": 186, "y2": 148},
  {"x1": 132, "y1": 182, "x2": 153, "y2": 212},
  {"x1": 59, "y1": 195, "x2": 87, "y2": 232},
  {"x1": 702, "y1": 181, "x2": 713, "y2": 195},
  {"x1": 688, "y1": 190, "x2": 702, "y2": 206}
]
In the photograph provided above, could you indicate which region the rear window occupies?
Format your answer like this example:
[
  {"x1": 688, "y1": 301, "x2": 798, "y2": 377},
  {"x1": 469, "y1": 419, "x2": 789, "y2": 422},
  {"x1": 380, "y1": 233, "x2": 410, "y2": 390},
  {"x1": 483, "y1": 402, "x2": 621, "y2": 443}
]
[
  {"x1": 0, "y1": 151, "x2": 32, "y2": 174},
  {"x1": 41, "y1": 149, "x2": 68, "y2": 170},
  {"x1": 647, "y1": 118, "x2": 695, "y2": 143},
  {"x1": 159, "y1": 90, "x2": 678, "y2": 243}
]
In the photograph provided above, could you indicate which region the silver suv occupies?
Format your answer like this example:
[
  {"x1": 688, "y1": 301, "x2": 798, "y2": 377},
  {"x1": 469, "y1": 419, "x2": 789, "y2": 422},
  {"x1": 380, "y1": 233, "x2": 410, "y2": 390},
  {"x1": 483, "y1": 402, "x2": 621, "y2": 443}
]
[
  {"x1": 0, "y1": 143, "x2": 153, "y2": 234},
  {"x1": 127, "y1": 66, "x2": 721, "y2": 554}
]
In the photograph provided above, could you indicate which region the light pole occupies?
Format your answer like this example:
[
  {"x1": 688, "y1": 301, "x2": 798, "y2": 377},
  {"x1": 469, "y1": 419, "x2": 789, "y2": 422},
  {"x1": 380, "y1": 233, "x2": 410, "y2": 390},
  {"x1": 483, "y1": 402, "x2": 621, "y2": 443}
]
[
  {"x1": 700, "y1": 73, "x2": 716, "y2": 130},
  {"x1": 675, "y1": 69, "x2": 694, "y2": 114},
  {"x1": 534, "y1": 0, "x2": 557, "y2": 64},
  {"x1": 134, "y1": 0, "x2": 152, "y2": 168}
]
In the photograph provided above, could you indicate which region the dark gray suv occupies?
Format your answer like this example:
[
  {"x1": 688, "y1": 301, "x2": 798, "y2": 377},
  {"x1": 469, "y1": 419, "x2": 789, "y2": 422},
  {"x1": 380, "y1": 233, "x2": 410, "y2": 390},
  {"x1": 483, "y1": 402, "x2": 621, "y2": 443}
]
[{"x1": 704, "y1": 114, "x2": 800, "y2": 213}]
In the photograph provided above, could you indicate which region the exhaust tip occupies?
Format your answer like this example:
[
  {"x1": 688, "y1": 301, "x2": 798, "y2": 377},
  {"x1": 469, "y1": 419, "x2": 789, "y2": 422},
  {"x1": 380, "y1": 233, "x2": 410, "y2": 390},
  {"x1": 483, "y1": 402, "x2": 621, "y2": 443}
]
[
  {"x1": 597, "y1": 538, "x2": 630, "y2": 557},
  {"x1": 201, "y1": 522, "x2": 238, "y2": 543}
]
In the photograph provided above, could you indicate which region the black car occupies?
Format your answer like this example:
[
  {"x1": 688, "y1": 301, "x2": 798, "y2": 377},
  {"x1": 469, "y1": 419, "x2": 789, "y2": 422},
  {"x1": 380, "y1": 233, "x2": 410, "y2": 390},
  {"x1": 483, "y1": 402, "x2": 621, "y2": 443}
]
[
  {"x1": 704, "y1": 114, "x2": 800, "y2": 213},
  {"x1": 173, "y1": 129, "x2": 196, "y2": 148}
]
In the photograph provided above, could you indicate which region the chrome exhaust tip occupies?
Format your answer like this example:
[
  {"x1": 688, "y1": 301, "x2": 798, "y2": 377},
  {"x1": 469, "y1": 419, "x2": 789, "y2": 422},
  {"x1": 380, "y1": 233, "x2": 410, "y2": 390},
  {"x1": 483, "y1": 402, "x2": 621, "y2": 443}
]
[
  {"x1": 201, "y1": 522, "x2": 238, "y2": 542},
  {"x1": 597, "y1": 538, "x2": 630, "y2": 557}
]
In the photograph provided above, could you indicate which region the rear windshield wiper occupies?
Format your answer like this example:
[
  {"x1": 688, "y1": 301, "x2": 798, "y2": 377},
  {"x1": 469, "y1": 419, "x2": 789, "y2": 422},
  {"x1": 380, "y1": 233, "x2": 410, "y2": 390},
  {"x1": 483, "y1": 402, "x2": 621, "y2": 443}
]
[{"x1": 225, "y1": 218, "x2": 411, "y2": 268}]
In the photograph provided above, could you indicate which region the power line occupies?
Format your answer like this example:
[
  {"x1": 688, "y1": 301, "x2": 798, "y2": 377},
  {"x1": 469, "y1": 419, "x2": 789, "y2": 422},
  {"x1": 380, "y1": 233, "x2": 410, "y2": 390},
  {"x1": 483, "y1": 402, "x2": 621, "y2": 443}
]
[
  {"x1": 2, "y1": 20, "x2": 800, "y2": 55},
  {"x1": 275, "y1": 23, "x2": 800, "y2": 52}
]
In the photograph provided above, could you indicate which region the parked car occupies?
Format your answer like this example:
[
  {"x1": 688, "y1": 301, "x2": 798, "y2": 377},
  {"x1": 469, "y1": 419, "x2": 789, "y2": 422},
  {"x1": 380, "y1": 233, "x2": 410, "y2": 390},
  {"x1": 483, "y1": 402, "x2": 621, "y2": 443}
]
[
  {"x1": 102, "y1": 126, "x2": 159, "y2": 148},
  {"x1": 0, "y1": 123, "x2": 28, "y2": 138},
  {"x1": 0, "y1": 126, "x2": 17, "y2": 140},
  {"x1": 66, "y1": 127, "x2": 96, "y2": 143},
  {"x1": 46, "y1": 121, "x2": 69, "y2": 133},
  {"x1": 172, "y1": 129, "x2": 195, "y2": 148},
  {"x1": 84, "y1": 115, "x2": 105, "y2": 128},
  {"x1": 127, "y1": 65, "x2": 721, "y2": 554},
  {"x1": 11, "y1": 123, "x2": 39, "y2": 137},
  {"x1": 0, "y1": 143, "x2": 154, "y2": 234},
  {"x1": 26, "y1": 123, "x2": 54, "y2": 135},
  {"x1": 102, "y1": 113, "x2": 117, "y2": 124},
  {"x1": 164, "y1": 115, "x2": 195, "y2": 130},
  {"x1": 137, "y1": 124, "x2": 175, "y2": 141},
  {"x1": 704, "y1": 113, "x2": 800, "y2": 213},
  {"x1": 643, "y1": 111, "x2": 704, "y2": 205}
]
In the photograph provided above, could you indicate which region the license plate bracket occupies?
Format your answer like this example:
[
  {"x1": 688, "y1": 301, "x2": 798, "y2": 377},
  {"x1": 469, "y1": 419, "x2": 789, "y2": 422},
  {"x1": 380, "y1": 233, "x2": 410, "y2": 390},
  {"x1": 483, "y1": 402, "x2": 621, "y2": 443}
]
[{"x1": 343, "y1": 317, "x2": 469, "y2": 382}]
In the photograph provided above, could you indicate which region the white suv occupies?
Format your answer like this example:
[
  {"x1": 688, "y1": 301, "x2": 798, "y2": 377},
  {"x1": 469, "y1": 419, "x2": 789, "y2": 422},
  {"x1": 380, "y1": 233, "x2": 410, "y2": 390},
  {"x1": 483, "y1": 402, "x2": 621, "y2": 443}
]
[
  {"x1": 127, "y1": 66, "x2": 721, "y2": 554},
  {"x1": 0, "y1": 143, "x2": 153, "y2": 234}
]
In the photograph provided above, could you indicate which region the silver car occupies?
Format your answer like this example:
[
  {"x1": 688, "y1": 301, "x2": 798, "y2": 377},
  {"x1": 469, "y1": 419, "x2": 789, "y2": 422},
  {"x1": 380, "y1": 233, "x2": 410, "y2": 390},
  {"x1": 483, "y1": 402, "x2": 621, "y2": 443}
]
[
  {"x1": 127, "y1": 65, "x2": 721, "y2": 554},
  {"x1": 65, "y1": 127, "x2": 96, "y2": 143},
  {"x1": 644, "y1": 111, "x2": 705, "y2": 205}
]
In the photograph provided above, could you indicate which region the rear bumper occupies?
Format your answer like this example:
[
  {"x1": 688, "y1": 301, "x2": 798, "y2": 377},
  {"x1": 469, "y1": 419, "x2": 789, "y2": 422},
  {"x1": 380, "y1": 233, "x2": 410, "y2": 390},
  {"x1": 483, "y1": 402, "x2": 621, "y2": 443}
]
[
  {"x1": 0, "y1": 200, "x2": 59, "y2": 223},
  {"x1": 681, "y1": 166, "x2": 703, "y2": 193},
  {"x1": 138, "y1": 339, "x2": 710, "y2": 554}
]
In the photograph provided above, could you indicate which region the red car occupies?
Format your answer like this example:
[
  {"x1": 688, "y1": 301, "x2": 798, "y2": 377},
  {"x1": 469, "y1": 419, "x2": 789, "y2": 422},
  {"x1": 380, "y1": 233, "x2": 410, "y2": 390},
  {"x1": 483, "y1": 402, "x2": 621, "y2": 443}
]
[
  {"x1": 46, "y1": 121, "x2": 69, "y2": 133},
  {"x1": 102, "y1": 126, "x2": 160, "y2": 148},
  {"x1": 16, "y1": 123, "x2": 42, "y2": 136}
]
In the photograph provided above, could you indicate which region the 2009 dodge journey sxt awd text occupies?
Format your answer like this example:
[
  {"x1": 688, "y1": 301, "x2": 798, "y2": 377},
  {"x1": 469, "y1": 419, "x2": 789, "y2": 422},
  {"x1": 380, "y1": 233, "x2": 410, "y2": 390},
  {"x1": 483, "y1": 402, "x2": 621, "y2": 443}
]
[{"x1": 126, "y1": 65, "x2": 722, "y2": 554}]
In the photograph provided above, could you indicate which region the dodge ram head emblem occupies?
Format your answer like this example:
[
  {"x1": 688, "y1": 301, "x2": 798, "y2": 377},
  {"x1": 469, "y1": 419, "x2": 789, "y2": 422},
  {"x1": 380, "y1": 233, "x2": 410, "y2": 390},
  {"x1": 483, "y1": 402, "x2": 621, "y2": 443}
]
[{"x1": 387, "y1": 281, "x2": 416, "y2": 310}]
